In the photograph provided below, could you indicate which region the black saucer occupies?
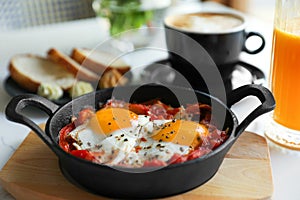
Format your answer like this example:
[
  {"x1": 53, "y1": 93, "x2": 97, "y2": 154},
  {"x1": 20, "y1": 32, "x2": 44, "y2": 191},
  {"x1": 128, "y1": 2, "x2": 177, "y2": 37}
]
[
  {"x1": 142, "y1": 59, "x2": 265, "y2": 93},
  {"x1": 4, "y1": 77, "x2": 71, "y2": 105}
]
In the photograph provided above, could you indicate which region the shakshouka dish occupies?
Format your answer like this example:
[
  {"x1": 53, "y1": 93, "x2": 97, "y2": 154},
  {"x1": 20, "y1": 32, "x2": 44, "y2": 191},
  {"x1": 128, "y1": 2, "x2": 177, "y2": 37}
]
[{"x1": 59, "y1": 99, "x2": 228, "y2": 168}]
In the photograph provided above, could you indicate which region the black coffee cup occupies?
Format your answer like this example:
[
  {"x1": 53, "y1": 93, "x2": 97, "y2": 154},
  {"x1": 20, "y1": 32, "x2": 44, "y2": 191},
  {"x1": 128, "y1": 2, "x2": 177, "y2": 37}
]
[
  {"x1": 164, "y1": 12, "x2": 265, "y2": 66},
  {"x1": 162, "y1": 11, "x2": 265, "y2": 94}
]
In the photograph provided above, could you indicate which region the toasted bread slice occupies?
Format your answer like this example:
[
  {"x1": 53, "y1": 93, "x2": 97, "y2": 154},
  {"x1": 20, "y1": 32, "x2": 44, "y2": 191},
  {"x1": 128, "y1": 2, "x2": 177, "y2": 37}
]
[
  {"x1": 9, "y1": 54, "x2": 76, "y2": 92},
  {"x1": 71, "y1": 48, "x2": 130, "y2": 75},
  {"x1": 48, "y1": 48, "x2": 99, "y2": 82}
]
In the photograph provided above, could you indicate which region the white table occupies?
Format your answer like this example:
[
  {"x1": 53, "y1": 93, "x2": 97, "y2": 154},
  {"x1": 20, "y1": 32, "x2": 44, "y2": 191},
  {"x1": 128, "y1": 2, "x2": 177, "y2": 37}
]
[{"x1": 1, "y1": 2, "x2": 300, "y2": 200}]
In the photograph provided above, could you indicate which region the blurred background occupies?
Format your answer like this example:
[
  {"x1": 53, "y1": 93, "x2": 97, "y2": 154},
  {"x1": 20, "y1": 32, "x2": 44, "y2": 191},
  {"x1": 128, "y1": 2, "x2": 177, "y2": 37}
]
[
  {"x1": 0, "y1": 0, "x2": 275, "y2": 31},
  {"x1": 203, "y1": 0, "x2": 275, "y2": 22},
  {"x1": 0, "y1": 0, "x2": 95, "y2": 30}
]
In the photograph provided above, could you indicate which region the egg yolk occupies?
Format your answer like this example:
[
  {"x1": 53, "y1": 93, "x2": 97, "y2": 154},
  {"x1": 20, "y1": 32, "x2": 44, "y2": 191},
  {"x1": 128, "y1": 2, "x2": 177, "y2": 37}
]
[
  {"x1": 152, "y1": 120, "x2": 209, "y2": 148},
  {"x1": 89, "y1": 107, "x2": 138, "y2": 135}
]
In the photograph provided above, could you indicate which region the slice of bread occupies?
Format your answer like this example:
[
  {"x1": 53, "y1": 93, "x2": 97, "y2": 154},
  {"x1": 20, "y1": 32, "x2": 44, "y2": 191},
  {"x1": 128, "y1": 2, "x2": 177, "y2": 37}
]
[
  {"x1": 48, "y1": 48, "x2": 99, "y2": 82},
  {"x1": 9, "y1": 54, "x2": 76, "y2": 92},
  {"x1": 71, "y1": 48, "x2": 131, "y2": 75}
]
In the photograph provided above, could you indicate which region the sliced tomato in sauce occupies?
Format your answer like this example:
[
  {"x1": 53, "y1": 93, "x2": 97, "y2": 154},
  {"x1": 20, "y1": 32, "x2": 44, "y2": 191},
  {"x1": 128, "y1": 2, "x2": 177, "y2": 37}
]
[
  {"x1": 70, "y1": 150, "x2": 95, "y2": 161},
  {"x1": 128, "y1": 104, "x2": 149, "y2": 115},
  {"x1": 187, "y1": 148, "x2": 211, "y2": 160},
  {"x1": 143, "y1": 159, "x2": 167, "y2": 167},
  {"x1": 148, "y1": 104, "x2": 170, "y2": 120},
  {"x1": 59, "y1": 123, "x2": 75, "y2": 152},
  {"x1": 168, "y1": 153, "x2": 188, "y2": 164},
  {"x1": 74, "y1": 108, "x2": 94, "y2": 126},
  {"x1": 166, "y1": 107, "x2": 180, "y2": 116}
]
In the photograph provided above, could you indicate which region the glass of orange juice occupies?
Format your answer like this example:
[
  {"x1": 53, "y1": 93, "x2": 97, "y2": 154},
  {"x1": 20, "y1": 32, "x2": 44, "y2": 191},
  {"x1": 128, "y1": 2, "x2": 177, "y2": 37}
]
[{"x1": 265, "y1": 0, "x2": 300, "y2": 150}]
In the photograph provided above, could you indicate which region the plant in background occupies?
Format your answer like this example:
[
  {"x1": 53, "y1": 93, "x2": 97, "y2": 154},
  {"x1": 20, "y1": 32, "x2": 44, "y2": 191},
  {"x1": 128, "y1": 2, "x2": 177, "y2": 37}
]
[{"x1": 93, "y1": 0, "x2": 154, "y2": 36}]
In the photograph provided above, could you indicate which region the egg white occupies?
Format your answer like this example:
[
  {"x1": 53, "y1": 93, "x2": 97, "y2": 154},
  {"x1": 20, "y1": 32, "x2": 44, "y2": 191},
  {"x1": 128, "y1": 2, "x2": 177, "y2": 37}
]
[{"x1": 68, "y1": 115, "x2": 191, "y2": 167}]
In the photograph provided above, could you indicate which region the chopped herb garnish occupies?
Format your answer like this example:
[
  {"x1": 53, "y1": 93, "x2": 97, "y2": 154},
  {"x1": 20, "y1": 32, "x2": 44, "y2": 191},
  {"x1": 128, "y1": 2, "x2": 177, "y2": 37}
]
[
  {"x1": 197, "y1": 136, "x2": 201, "y2": 141},
  {"x1": 180, "y1": 147, "x2": 184, "y2": 152}
]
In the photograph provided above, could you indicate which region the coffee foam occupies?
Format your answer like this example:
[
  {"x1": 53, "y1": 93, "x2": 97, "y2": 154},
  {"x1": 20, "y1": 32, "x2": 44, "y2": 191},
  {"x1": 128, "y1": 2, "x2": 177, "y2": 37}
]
[{"x1": 165, "y1": 13, "x2": 244, "y2": 33}]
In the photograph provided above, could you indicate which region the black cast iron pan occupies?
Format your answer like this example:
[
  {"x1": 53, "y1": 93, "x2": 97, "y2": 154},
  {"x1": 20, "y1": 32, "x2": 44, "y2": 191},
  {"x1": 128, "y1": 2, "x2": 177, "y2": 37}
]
[{"x1": 5, "y1": 84, "x2": 275, "y2": 199}]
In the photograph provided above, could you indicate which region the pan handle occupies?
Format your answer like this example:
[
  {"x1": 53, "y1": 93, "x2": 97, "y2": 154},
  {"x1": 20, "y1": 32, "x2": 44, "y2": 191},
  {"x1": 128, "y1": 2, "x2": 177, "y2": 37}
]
[
  {"x1": 5, "y1": 94, "x2": 59, "y2": 152},
  {"x1": 227, "y1": 84, "x2": 275, "y2": 138}
]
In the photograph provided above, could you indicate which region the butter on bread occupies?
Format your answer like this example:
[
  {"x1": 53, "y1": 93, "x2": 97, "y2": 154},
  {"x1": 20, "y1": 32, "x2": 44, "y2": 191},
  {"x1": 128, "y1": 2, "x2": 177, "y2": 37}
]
[
  {"x1": 9, "y1": 54, "x2": 76, "y2": 92},
  {"x1": 71, "y1": 48, "x2": 130, "y2": 75},
  {"x1": 48, "y1": 48, "x2": 99, "y2": 82}
]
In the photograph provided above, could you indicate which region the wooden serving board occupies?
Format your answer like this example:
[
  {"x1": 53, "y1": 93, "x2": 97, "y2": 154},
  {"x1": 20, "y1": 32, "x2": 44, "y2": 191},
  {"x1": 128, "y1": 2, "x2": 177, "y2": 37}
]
[{"x1": 0, "y1": 129, "x2": 273, "y2": 200}]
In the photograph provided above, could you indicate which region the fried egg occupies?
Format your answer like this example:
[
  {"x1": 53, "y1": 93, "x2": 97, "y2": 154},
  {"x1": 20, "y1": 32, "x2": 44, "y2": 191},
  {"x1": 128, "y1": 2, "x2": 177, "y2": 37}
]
[{"x1": 68, "y1": 107, "x2": 208, "y2": 167}]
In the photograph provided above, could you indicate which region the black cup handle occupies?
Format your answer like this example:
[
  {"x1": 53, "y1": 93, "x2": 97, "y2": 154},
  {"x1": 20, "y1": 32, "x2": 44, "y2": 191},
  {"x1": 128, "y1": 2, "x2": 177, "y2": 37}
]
[
  {"x1": 227, "y1": 84, "x2": 275, "y2": 138},
  {"x1": 5, "y1": 94, "x2": 59, "y2": 152},
  {"x1": 243, "y1": 32, "x2": 266, "y2": 54}
]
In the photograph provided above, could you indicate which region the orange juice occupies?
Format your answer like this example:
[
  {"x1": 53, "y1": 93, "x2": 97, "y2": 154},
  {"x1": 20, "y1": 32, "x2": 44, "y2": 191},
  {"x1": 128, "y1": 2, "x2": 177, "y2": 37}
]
[{"x1": 271, "y1": 21, "x2": 300, "y2": 130}]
